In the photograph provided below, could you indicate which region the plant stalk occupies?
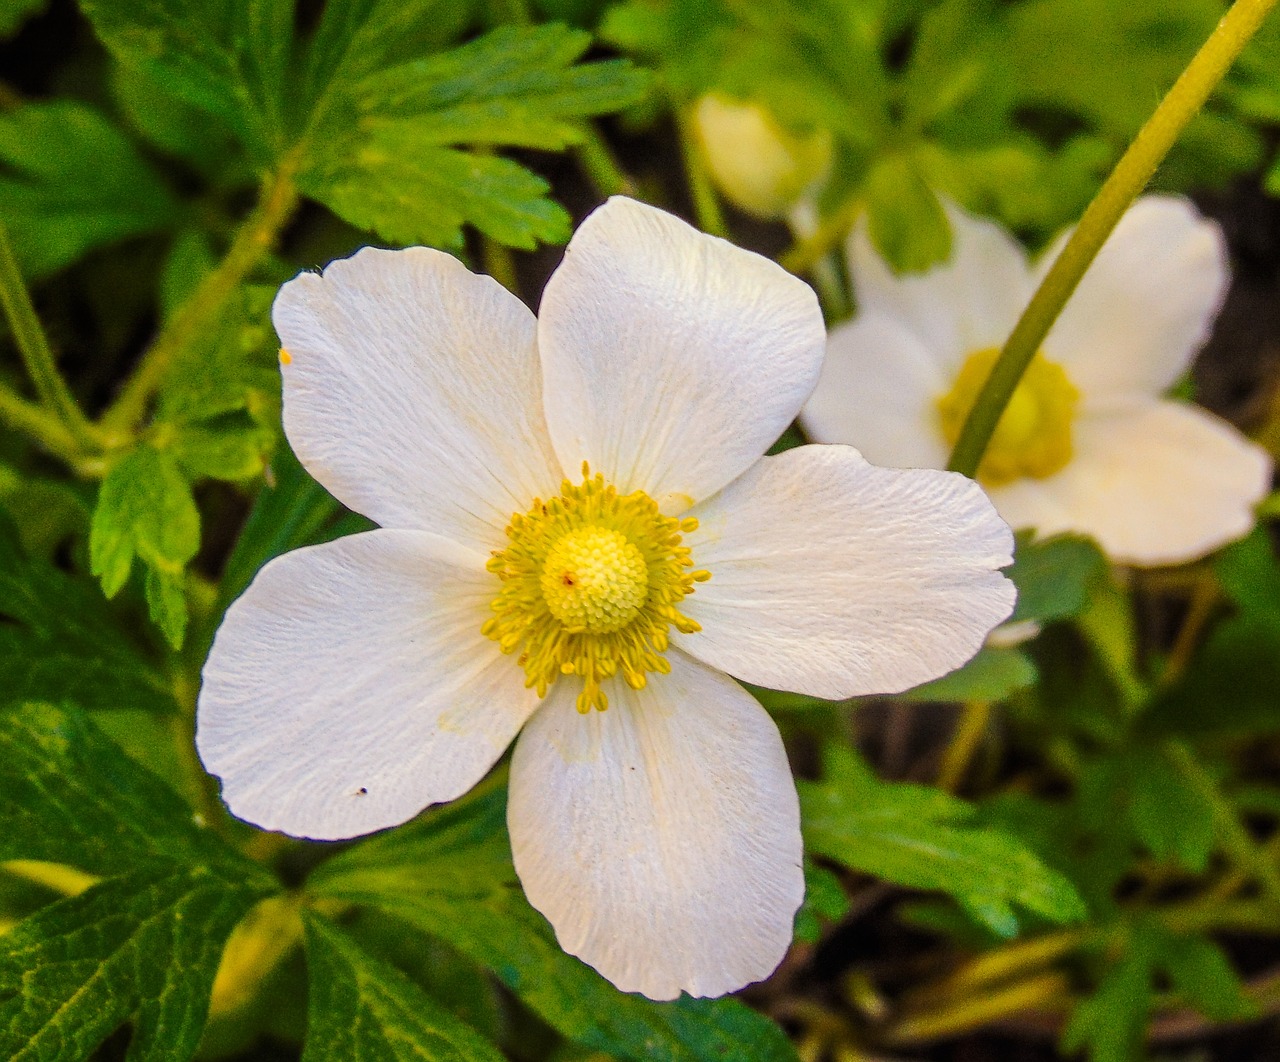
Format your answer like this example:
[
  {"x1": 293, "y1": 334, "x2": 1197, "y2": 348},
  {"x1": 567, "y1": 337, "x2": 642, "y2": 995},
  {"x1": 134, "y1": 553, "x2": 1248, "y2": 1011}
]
[{"x1": 947, "y1": 0, "x2": 1280, "y2": 477}]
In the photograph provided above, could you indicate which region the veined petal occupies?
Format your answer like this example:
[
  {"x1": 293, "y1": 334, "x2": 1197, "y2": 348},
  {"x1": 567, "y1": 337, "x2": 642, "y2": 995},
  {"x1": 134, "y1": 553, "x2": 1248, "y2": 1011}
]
[
  {"x1": 677, "y1": 446, "x2": 1015, "y2": 698},
  {"x1": 196, "y1": 530, "x2": 539, "y2": 840},
  {"x1": 1039, "y1": 196, "x2": 1228, "y2": 399},
  {"x1": 849, "y1": 202, "x2": 1033, "y2": 358},
  {"x1": 800, "y1": 311, "x2": 951, "y2": 469},
  {"x1": 538, "y1": 196, "x2": 825, "y2": 508},
  {"x1": 274, "y1": 247, "x2": 561, "y2": 549},
  {"x1": 992, "y1": 399, "x2": 1271, "y2": 566},
  {"x1": 508, "y1": 649, "x2": 804, "y2": 1001}
]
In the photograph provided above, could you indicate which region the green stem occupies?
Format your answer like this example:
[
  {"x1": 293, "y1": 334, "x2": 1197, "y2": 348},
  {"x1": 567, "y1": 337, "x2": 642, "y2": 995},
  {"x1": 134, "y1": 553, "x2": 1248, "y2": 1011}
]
[
  {"x1": 0, "y1": 385, "x2": 79, "y2": 460},
  {"x1": 102, "y1": 159, "x2": 300, "y2": 432},
  {"x1": 936, "y1": 700, "x2": 992, "y2": 792},
  {"x1": 1164, "y1": 739, "x2": 1280, "y2": 908},
  {"x1": 947, "y1": 0, "x2": 1279, "y2": 477},
  {"x1": 576, "y1": 123, "x2": 635, "y2": 198},
  {"x1": 675, "y1": 106, "x2": 728, "y2": 238},
  {"x1": 0, "y1": 220, "x2": 102, "y2": 452}
]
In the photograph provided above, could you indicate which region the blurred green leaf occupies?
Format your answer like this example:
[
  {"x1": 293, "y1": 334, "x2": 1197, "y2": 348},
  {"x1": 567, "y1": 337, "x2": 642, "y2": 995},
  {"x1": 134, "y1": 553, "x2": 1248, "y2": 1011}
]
[
  {"x1": 800, "y1": 744, "x2": 1086, "y2": 936},
  {"x1": 0, "y1": 703, "x2": 276, "y2": 1060},
  {"x1": 863, "y1": 153, "x2": 952, "y2": 274},
  {"x1": 90, "y1": 445, "x2": 201, "y2": 649},
  {"x1": 302, "y1": 913, "x2": 506, "y2": 1062},
  {"x1": 0, "y1": 513, "x2": 173, "y2": 715},
  {"x1": 78, "y1": 0, "x2": 293, "y2": 160},
  {"x1": 1161, "y1": 934, "x2": 1256, "y2": 1021},
  {"x1": 902, "y1": 645, "x2": 1037, "y2": 703},
  {"x1": 300, "y1": 24, "x2": 648, "y2": 249},
  {"x1": 1008, "y1": 532, "x2": 1108, "y2": 625},
  {"x1": 310, "y1": 788, "x2": 799, "y2": 1062},
  {"x1": 794, "y1": 861, "x2": 849, "y2": 945},
  {"x1": 0, "y1": 101, "x2": 180, "y2": 279},
  {"x1": 1062, "y1": 925, "x2": 1156, "y2": 1062}
]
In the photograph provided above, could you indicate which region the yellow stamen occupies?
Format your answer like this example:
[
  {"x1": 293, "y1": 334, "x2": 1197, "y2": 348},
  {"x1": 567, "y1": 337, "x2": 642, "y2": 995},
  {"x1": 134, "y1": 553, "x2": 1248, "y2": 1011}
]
[
  {"x1": 936, "y1": 347, "x2": 1079, "y2": 487},
  {"x1": 279, "y1": 349, "x2": 292, "y2": 365},
  {"x1": 483, "y1": 464, "x2": 709, "y2": 713}
]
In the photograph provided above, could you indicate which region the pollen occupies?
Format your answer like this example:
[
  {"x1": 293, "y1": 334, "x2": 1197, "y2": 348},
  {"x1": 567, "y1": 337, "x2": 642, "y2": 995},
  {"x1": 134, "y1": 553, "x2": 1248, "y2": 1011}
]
[
  {"x1": 936, "y1": 347, "x2": 1079, "y2": 488},
  {"x1": 482, "y1": 464, "x2": 710, "y2": 714},
  {"x1": 279, "y1": 349, "x2": 293, "y2": 365}
]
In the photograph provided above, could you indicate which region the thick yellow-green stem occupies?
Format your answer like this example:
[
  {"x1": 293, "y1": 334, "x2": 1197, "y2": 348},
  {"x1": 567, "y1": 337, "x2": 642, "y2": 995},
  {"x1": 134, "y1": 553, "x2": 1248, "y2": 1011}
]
[
  {"x1": 0, "y1": 220, "x2": 102, "y2": 453},
  {"x1": 102, "y1": 159, "x2": 301, "y2": 432},
  {"x1": 948, "y1": 0, "x2": 1279, "y2": 477}
]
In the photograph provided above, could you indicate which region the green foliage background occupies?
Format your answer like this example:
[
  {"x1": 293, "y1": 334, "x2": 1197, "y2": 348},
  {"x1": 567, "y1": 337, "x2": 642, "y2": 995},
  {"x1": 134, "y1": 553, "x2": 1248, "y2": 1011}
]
[{"x1": 1, "y1": 0, "x2": 1280, "y2": 1059}]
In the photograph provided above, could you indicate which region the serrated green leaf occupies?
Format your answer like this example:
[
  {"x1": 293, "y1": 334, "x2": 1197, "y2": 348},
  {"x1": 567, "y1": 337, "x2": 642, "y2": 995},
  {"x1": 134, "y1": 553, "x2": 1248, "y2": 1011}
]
[
  {"x1": 304, "y1": 136, "x2": 571, "y2": 249},
  {"x1": 1128, "y1": 749, "x2": 1216, "y2": 873},
  {"x1": 0, "y1": 703, "x2": 276, "y2": 1062},
  {"x1": 90, "y1": 446, "x2": 200, "y2": 648},
  {"x1": 902, "y1": 645, "x2": 1036, "y2": 703},
  {"x1": 309, "y1": 788, "x2": 798, "y2": 1062},
  {"x1": 0, "y1": 101, "x2": 179, "y2": 279},
  {"x1": 301, "y1": 914, "x2": 505, "y2": 1062},
  {"x1": 0, "y1": 703, "x2": 268, "y2": 879},
  {"x1": 78, "y1": 0, "x2": 293, "y2": 160},
  {"x1": 799, "y1": 744, "x2": 1085, "y2": 936},
  {"x1": 0, "y1": 513, "x2": 173, "y2": 715},
  {"x1": 1008, "y1": 532, "x2": 1108, "y2": 625},
  {"x1": 353, "y1": 25, "x2": 648, "y2": 149},
  {"x1": 300, "y1": 24, "x2": 648, "y2": 250},
  {"x1": 863, "y1": 153, "x2": 952, "y2": 274}
]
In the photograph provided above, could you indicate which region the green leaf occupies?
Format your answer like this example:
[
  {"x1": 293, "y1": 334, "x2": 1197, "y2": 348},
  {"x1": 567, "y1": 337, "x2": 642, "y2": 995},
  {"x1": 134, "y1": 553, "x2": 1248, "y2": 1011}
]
[
  {"x1": 862, "y1": 153, "x2": 952, "y2": 274},
  {"x1": 78, "y1": 0, "x2": 294, "y2": 160},
  {"x1": 0, "y1": 514, "x2": 173, "y2": 715},
  {"x1": 799, "y1": 744, "x2": 1086, "y2": 936},
  {"x1": 0, "y1": 866, "x2": 267, "y2": 1062},
  {"x1": 794, "y1": 861, "x2": 849, "y2": 945},
  {"x1": 352, "y1": 25, "x2": 648, "y2": 149},
  {"x1": 1008, "y1": 532, "x2": 1107, "y2": 625},
  {"x1": 300, "y1": 24, "x2": 648, "y2": 249},
  {"x1": 1127, "y1": 749, "x2": 1216, "y2": 873},
  {"x1": 301, "y1": 913, "x2": 506, "y2": 1062},
  {"x1": 309, "y1": 789, "x2": 798, "y2": 1062},
  {"x1": 0, "y1": 101, "x2": 179, "y2": 279},
  {"x1": 902, "y1": 646, "x2": 1036, "y2": 703},
  {"x1": 1161, "y1": 935, "x2": 1255, "y2": 1022},
  {"x1": 90, "y1": 446, "x2": 201, "y2": 648},
  {"x1": 0, "y1": 703, "x2": 277, "y2": 1061},
  {"x1": 1061, "y1": 927, "x2": 1156, "y2": 1062},
  {"x1": 0, "y1": 703, "x2": 266, "y2": 878}
]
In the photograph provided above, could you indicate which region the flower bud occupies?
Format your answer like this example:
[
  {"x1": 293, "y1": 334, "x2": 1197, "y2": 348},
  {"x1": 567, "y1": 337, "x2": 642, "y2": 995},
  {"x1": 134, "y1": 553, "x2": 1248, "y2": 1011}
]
[{"x1": 692, "y1": 93, "x2": 832, "y2": 219}]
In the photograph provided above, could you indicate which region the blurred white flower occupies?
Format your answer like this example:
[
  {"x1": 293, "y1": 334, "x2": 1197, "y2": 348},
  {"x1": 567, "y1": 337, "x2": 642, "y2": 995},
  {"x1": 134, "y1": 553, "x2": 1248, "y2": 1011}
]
[
  {"x1": 802, "y1": 196, "x2": 1273, "y2": 566},
  {"x1": 196, "y1": 197, "x2": 1014, "y2": 1000},
  {"x1": 692, "y1": 93, "x2": 831, "y2": 219}
]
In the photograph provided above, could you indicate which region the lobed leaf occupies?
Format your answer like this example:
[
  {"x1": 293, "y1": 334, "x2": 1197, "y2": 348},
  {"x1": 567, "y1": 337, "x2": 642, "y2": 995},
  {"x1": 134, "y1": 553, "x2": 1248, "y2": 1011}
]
[
  {"x1": 800, "y1": 744, "x2": 1086, "y2": 936},
  {"x1": 301, "y1": 913, "x2": 506, "y2": 1062}
]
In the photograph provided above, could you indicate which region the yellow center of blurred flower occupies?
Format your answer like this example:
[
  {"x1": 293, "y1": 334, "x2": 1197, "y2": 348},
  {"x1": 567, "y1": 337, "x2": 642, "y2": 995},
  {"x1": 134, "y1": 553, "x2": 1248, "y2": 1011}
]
[
  {"x1": 482, "y1": 465, "x2": 710, "y2": 713},
  {"x1": 936, "y1": 347, "x2": 1080, "y2": 488}
]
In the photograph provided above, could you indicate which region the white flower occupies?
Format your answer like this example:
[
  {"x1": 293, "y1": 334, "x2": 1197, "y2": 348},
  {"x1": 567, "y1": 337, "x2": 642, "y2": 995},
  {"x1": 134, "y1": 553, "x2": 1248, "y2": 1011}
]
[
  {"x1": 196, "y1": 197, "x2": 1015, "y2": 1000},
  {"x1": 802, "y1": 196, "x2": 1273, "y2": 567}
]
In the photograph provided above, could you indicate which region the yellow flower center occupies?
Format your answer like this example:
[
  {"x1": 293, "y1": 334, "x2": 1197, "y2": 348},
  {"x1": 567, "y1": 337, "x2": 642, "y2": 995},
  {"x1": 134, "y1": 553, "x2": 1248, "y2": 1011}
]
[
  {"x1": 936, "y1": 347, "x2": 1080, "y2": 488},
  {"x1": 482, "y1": 465, "x2": 710, "y2": 714}
]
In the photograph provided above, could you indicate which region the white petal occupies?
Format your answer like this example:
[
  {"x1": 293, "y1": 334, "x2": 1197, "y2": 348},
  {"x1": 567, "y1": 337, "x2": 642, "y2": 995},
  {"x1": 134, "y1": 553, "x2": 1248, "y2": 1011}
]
[
  {"x1": 849, "y1": 202, "x2": 1033, "y2": 357},
  {"x1": 538, "y1": 197, "x2": 825, "y2": 507},
  {"x1": 800, "y1": 311, "x2": 951, "y2": 469},
  {"x1": 677, "y1": 446, "x2": 1015, "y2": 698},
  {"x1": 1039, "y1": 196, "x2": 1228, "y2": 398},
  {"x1": 508, "y1": 650, "x2": 803, "y2": 1001},
  {"x1": 991, "y1": 399, "x2": 1271, "y2": 566},
  {"x1": 274, "y1": 247, "x2": 562, "y2": 549},
  {"x1": 196, "y1": 530, "x2": 539, "y2": 840}
]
